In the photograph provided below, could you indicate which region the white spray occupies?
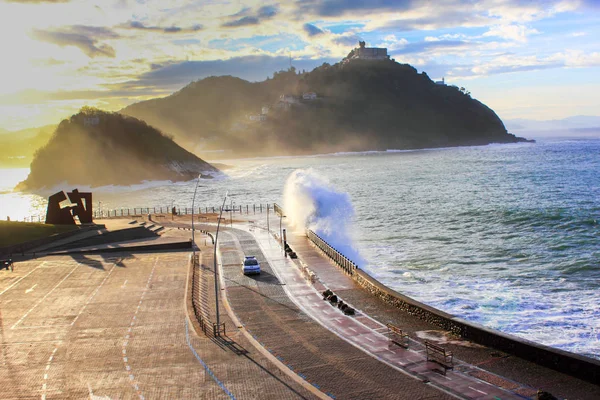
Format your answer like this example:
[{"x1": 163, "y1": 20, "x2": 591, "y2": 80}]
[{"x1": 283, "y1": 169, "x2": 365, "y2": 267}]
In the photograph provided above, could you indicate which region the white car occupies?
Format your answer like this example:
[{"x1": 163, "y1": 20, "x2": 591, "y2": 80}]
[{"x1": 242, "y1": 256, "x2": 260, "y2": 275}]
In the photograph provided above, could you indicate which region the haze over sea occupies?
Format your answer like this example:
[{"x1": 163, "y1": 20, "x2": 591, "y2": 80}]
[{"x1": 1, "y1": 138, "x2": 599, "y2": 359}]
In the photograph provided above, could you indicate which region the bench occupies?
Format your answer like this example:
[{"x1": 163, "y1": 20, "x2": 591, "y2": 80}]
[
  {"x1": 1, "y1": 259, "x2": 13, "y2": 271},
  {"x1": 425, "y1": 341, "x2": 453, "y2": 370},
  {"x1": 386, "y1": 323, "x2": 409, "y2": 348}
]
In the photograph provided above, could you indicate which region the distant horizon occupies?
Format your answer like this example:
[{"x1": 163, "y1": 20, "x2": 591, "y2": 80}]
[{"x1": 1, "y1": 0, "x2": 599, "y2": 130}]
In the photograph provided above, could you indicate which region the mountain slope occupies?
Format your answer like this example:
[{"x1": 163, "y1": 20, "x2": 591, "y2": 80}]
[
  {"x1": 0, "y1": 125, "x2": 55, "y2": 168},
  {"x1": 16, "y1": 107, "x2": 218, "y2": 192},
  {"x1": 122, "y1": 59, "x2": 531, "y2": 158}
]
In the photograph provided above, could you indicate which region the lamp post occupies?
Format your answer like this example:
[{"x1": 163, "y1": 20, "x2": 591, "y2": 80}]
[
  {"x1": 213, "y1": 192, "x2": 228, "y2": 335},
  {"x1": 229, "y1": 199, "x2": 235, "y2": 227},
  {"x1": 191, "y1": 175, "x2": 201, "y2": 263}
]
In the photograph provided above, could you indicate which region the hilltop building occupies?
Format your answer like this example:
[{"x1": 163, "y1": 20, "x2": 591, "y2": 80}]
[
  {"x1": 435, "y1": 77, "x2": 446, "y2": 85},
  {"x1": 345, "y1": 41, "x2": 389, "y2": 62}
]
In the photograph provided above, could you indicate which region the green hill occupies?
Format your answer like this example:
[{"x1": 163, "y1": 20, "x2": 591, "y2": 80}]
[
  {"x1": 16, "y1": 107, "x2": 219, "y2": 192},
  {"x1": 121, "y1": 58, "x2": 531, "y2": 158}
]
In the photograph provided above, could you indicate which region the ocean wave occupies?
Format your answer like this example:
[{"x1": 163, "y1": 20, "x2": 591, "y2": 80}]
[{"x1": 283, "y1": 168, "x2": 365, "y2": 266}]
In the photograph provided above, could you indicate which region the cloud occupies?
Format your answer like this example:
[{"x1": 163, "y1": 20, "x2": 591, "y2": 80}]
[
  {"x1": 391, "y1": 39, "x2": 473, "y2": 55},
  {"x1": 0, "y1": 87, "x2": 164, "y2": 106},
  {"x1": 222, "y1": 4, "x2": 278, "y2": 27},
  {"x1": 121, "y1": 21, "x2": 203, "y2": 33},
  {"x1": 483, "y1": 24, "x2": 539, "y2": 42},
  {"x1": 110, "y1": 55, "x2": 338, "y2": 90},
  {"x1": 296, "y1": 0, "x2": 412, "y2": 17},
  {"x1": 30, "y1": 57, "x2": 66, "y2": 67},
  {"x1": 5, "y1": 0, "x2": 70, "y2": 3},
  {"x1": 222, "y1": 16, "x2": 260, "y2": 27},
  {"x1": 448, "y1": 50, "x2": 600, "y2": 79},
  {"x1": 257, "y1": 5, "x2": 278, "y2": 18},
  {"x1": 303, "y1": 23, "x2": 325, "y2": 36},
  {"x1": 31, "y1": 25, "x2": 119, "y2": 58},
  {"x1": 332, "y1": 33, "x2": 362, "y2": 47}
]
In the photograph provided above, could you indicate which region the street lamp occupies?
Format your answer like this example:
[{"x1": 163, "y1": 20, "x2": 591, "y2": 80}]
[
  {"x1": 229, "y1": 199, "x2": 235, "y2": 227},
  {"x1": 213, "y1": 191, "x2": 228, "y2": 335},
  {"x1": 191, "y1": 175, "x2": 202, "y2": 263}
]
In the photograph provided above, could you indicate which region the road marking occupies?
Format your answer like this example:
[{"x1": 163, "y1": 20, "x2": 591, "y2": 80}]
[
  {"x1": 25, "y1": 284, "x2": 38, "y2": 293},
  {"x1": 70, "y1": 262, "x2": 118, "y2": 327},
  {"x1": 0, "y1": 261, "x2": 45, "y2": 296},
  {"x1": 40, "y1": 259, "x2": 119, "y2": 400},
  {"x1": 469, "y1": 386, "x2": 488, "y2": 395},
  {"x1": 122, "y1": 257, "x2": 158, "y2": 400},
  {"x1": 12, "y1": 263, "x2": 79, "y2": 329},
  {"x1": 185, "y1": 318, "x2": 236, "y2": 399}
]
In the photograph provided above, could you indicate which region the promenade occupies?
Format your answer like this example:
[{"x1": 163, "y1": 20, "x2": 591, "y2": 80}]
[{"x1": 0, "y1": 214, "x2": 598, "y2": 399}]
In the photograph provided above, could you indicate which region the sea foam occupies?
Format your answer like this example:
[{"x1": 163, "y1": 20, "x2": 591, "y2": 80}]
[{"x1": 283, "y1": 169, "x2": 365, "y2": 266}]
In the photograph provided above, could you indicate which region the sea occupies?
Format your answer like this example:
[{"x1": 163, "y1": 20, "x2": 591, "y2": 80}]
[{"x1": 1, "y1": 137, "x2": 599, "y2": 360}]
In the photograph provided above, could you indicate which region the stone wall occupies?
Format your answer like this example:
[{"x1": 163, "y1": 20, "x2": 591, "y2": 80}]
[{"x1": 306, "y1": 229, "x2": 600, "y2": 384}]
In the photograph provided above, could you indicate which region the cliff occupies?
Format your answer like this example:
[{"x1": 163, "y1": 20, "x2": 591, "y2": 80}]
[
  {"x1": 16, "y1": 108, "x2": 219, "y2": 192},
  {"x1": 121, "y1": 59, "x2": 532, "y2": 158}
]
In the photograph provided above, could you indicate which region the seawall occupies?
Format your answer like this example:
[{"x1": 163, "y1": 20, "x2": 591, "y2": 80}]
[{"x1": 306, "y1": 229, "x2": 600, "y2": 384}]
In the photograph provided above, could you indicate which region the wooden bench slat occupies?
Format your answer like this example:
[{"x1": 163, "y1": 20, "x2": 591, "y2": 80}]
[
  {"x1": 425, "y1": 340, "x2": 454, "y2": 370},
  {"x1": 387, "y1": 323, "x2": 409, "y2": 348}
]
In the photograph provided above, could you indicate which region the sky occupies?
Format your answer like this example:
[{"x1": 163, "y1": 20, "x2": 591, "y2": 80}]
[{"x1": 0, "y1": 0, "x2": 599, "y2": 131}]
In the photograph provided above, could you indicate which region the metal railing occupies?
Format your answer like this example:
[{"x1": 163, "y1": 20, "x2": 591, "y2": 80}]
[
  {"x1": 11, "y1": 203, "x2": 280, "y2": 223},
  {"x1": 93, "y1": 203, "x2": 276, "y2": 219},
  {"x1": 190, "y1": 254, "x2": 225, "y2": 337},
  {"x1": 306, "y1": 229, "x2": 358, "y2": 276}
]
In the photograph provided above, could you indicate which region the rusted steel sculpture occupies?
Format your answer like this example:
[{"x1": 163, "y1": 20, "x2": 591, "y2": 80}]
[{"x1": 45, "y1": 189, "x2": 93, "y2": 225}]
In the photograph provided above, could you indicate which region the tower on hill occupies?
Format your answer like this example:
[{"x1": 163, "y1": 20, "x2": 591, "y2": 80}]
[{"x1": 344, "y1": 41, "x2": 389, "y2": 62}]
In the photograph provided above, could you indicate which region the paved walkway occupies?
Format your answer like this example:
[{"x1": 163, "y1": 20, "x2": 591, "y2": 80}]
[
  {"x1": 200, "y1": 212, "x2": 599, "y2": 400},
  {"x1": 220, "y1": 224, "x2": 524, "y2": 399},
  {"x1": 217, "y1": 226, "x2": 454, "y2": 399},
  {"x1": 0, "y1": 244, "x2": 317, "y2": 399}
]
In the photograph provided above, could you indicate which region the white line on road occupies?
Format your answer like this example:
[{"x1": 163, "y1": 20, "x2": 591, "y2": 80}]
[
  {"x1": 25, "y1": 284, "x2": 38, "y2": 293},
  {"x1": 0, "y1": 261, "x2": 46, "y2": 296},
  {"x1": 469, "y1": 386, "x2": 488, "y2": 395},
  {"x1": 11, "y1": 263, "x2": 79, "y2": 329},
  {"x1": 122, "y1": 256, "x2": 158, "y2": 400}
]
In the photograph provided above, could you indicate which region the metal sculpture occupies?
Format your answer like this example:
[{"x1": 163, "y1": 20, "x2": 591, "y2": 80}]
[{"x1": 45, "y1": 189, "x2": 93, "y2": 225}]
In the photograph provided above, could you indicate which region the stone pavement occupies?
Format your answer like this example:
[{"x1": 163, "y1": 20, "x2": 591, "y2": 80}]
[
  {"x1": 0, "y1": 243, "x2": 318, "y2": 399},
  {"x1": 3, "y1": 215, "x2": 598, "y2": 399},
  {"x1": 217, "y1": 227, "x2": 455, "y2": 400},
  {"x1": 203, "y1": 213, "x2": 599, "y2": 400}
]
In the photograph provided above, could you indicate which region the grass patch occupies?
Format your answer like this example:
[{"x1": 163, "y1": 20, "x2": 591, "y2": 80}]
[{"x1": 0, "y1": 221, "x2": 78, "y2": 247}]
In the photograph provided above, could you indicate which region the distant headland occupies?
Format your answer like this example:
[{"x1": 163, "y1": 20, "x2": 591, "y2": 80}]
[
  {"x1": 16, "y1": 107, "x2": 219, "y2": 192},
  {"x1": 121, "y1": 41, "x2": 533, "y2": 159}
]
